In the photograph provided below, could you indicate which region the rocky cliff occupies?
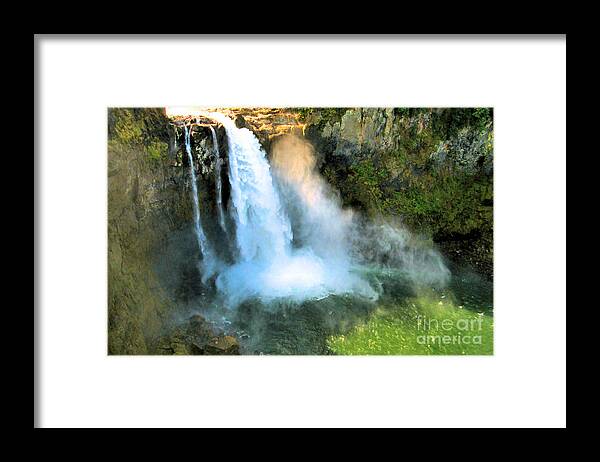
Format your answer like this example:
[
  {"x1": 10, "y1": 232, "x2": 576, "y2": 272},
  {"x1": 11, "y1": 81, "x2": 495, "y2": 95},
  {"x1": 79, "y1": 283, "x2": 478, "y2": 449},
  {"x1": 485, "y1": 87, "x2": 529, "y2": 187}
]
[
  {"x1": 295, "y1": 108, "x2": 493, "y2": 278},
  {"x1": 108, "y1": 108, "x2": 231, "y2": 354}
]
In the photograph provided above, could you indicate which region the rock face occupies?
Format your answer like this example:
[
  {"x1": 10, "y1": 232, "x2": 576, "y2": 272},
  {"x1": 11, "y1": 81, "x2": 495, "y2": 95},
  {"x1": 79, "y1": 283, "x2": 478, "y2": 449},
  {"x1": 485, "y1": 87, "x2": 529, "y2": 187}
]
[
  {"x1": 108, "y1": 108, "x2": 244, "y2": 355},
  {"x1": 155, "y1": 314, "x2": 240, "y2": 355},
  {"x1": 234, "y1": 114, "x2": 247, "y2": 129},
  {"x1": 108, "y1": 108, "x2": 224, "y2": 354},
  {"x1": 204, "y1": 336, "x2": 240, "y2": 355},
  {"x1": 108, "y1": 109, "x2": 182, "y2": 354},
  {"x1": 206, "y1": 108, "x2": 305, "y2": 153}
]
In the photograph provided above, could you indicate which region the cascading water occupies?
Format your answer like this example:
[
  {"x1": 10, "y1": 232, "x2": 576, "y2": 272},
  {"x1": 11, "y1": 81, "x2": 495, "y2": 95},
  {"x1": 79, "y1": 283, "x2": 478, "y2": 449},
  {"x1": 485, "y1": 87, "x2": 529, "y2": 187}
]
[
  {"x1": 184, "y1": 125, "x2": 219, "y2": 280},
  {"x1": 207, "y1": 113, "x2": 292, "y2": 262},
  {"x1": 209, "y1": 125, "x2": 227, "y2": 234}
]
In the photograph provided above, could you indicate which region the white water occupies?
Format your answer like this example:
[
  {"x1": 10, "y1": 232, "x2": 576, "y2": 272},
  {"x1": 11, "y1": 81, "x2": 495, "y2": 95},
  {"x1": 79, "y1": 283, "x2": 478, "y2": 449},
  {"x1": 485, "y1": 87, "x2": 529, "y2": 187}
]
[
  {"x1": 209, "y1": 126, "x2": 227, "y2": 234},
  {"x1": 207, "y1": 113, "x2": 292, "y2": 262}
]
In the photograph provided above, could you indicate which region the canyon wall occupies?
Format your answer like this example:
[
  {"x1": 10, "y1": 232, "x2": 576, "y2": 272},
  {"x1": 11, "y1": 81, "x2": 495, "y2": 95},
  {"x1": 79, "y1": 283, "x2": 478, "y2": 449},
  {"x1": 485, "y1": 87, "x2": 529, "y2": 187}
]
[{"x1": 107, "y1": 108, "x2": 225, "y2": 354}]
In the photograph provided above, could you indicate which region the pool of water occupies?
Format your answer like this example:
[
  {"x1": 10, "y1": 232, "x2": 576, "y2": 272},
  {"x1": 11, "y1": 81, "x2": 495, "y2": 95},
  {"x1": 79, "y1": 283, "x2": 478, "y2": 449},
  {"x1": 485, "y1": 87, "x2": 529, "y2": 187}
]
[{"x1": 201, "y1": 263, "x2": 493, "y2": 355}]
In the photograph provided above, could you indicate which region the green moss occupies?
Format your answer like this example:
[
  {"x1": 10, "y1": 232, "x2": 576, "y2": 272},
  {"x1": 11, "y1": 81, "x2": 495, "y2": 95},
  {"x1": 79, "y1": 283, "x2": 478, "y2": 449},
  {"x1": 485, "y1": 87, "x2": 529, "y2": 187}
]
[
  {"x1": 345, "y1": 160, "x2": 388, "y2": 212},
  {"x1": 108, "y1": 108, "x2": 170, "y2": 165},
  {"x1": 381, "y1": 174, "x2": 493, "y2": 238},
  {"x1": 327, "y1": 294, "x2": 493, "y2": 355},
  {"x1": 290, "y1": 107, "x2": 348, "y2": 127},
  {"x1": 147, "y1": 140, "x2": 169, "y2": 164},
  {"x1": 109, "y1": 108, "x2": 144, "y2": 144},
  {"x1": 395, "y1": 108, "x2": 411, "y2": 118},
  {"x1": 340, "y1": 156, "x2": 491, "y2": 239},
  {"x1": 473, "y1": 108, "x2": 493, "y2": 131},
  {"x1": 430, "y1": 108, "x2": 493, "y2": 138}
]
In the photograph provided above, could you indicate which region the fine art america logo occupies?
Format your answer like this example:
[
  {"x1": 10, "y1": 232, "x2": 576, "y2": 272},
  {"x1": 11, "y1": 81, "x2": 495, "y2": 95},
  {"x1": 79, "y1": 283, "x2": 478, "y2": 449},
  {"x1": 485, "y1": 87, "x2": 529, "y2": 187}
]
[{"x1": 416, "y1": 315, "x2": 484, "y2": 345}]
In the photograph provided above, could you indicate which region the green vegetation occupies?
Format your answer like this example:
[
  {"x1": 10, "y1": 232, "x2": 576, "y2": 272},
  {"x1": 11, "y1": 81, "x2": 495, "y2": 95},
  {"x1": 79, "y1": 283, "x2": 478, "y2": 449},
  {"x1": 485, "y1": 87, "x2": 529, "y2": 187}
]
[
  {"x1": 344, "y1": 160, "x2": 388, "y2": 212},
  {"x1": 383, "y1": 174, "x2": 493, "y2": 238},
  {"x1": 293, "y1": 107, "x2": 349, "y2": 128},
  {"x1": 310, "y1": 108, "x2": 493, "y2": 274},
  {"x1": 108, "y1": 108, "x2": 170, "y2": 165},
  {"x1": 110, "y1": 108, "x2": 144, "y2": 144},
  {"x1": 327, "y1": 294, "x2": 493, "y2": 355},
  {"x1": 430, "y1": 107, "x2": 493, "y2": 138},
  {"x1": 339, "y1": 160, "x2": 492, "y2": 239},
  {"x1": 147, "y1": 140, "x2": 169, "y2": 164}
]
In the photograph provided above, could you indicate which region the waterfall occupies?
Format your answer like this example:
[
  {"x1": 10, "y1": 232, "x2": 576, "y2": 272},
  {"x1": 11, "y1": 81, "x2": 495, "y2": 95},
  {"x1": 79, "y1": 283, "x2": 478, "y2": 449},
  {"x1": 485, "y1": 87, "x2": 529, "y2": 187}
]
[
  {"x1": 209, "y1": 125, "x2": 227, "y2": 234},
  {"x1": 207, "y1": 113, "x2": 292, "y2": 263},
  {"x1": 196, "y1": 112, "x2": 376, "y2": 306},
  {"x1": 183, "y1": 125, "x2": 218, "y2": 279}
]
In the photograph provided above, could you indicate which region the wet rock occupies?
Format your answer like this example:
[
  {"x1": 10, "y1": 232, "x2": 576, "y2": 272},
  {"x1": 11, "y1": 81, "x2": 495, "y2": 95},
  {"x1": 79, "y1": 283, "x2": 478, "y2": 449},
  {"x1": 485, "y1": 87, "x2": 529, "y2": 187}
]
[
  {"x1": 190, "y1": 342, "x2": 205, "y2": 355},
  {"x1": 171, "y1": 340, "x2": 189, "y2": 355},
  {"x1": 234, "y1": 115, "x2": 247, "y2": 129},
  {"x1": 187, "y1": 313, "x2": 215, "y2": 341},
  {"x1": 108, "y1": 108, "x2": 188, "y2": 355},
  {"x1": 189, "y1": 314, "x2": 207, "y2": 328},
  {"x1": 155, "y1": 334, "x2": 189, "y2": 355},
  {"x1": 155, "y1": 337, "x2": 174, "y2": 355},
  {"x1": 429, "y1": 127, "x2": 492, "y2": 175},
  {"x1": 204, "y1": 335, "x2": 240, "y2": 355}
]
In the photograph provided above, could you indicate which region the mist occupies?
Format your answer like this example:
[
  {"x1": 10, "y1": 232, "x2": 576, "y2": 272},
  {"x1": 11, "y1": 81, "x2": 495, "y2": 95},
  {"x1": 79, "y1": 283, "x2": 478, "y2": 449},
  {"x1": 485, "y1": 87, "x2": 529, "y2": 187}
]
[{"x1": 269, "y1": 133, "x2": 450, "y2": 299}]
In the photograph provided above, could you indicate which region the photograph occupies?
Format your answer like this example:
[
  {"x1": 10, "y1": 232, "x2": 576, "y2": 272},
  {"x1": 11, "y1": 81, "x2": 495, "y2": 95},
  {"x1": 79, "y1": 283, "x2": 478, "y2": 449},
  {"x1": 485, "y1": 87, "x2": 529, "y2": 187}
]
[
  {"x1": 36, "y1": 34, "x2": 566, "y2": 428},
  {"x1": 108, "y1": 107, "x2": 494, "y2": 355}
]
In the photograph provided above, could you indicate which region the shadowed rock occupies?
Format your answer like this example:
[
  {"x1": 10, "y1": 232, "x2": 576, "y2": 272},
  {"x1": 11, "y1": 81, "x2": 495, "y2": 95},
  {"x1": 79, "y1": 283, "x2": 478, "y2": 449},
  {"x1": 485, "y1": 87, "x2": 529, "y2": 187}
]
[{"x1": 203, "y1": 335, "x2": 240, "y2": 355}]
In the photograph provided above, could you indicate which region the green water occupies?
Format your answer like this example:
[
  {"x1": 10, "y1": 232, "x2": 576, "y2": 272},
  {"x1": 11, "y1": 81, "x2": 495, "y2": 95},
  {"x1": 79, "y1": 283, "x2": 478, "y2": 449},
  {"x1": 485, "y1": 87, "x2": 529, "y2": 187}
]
[{"x1": 221, "y1": 264, "x2": 493, "y2": 355}]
